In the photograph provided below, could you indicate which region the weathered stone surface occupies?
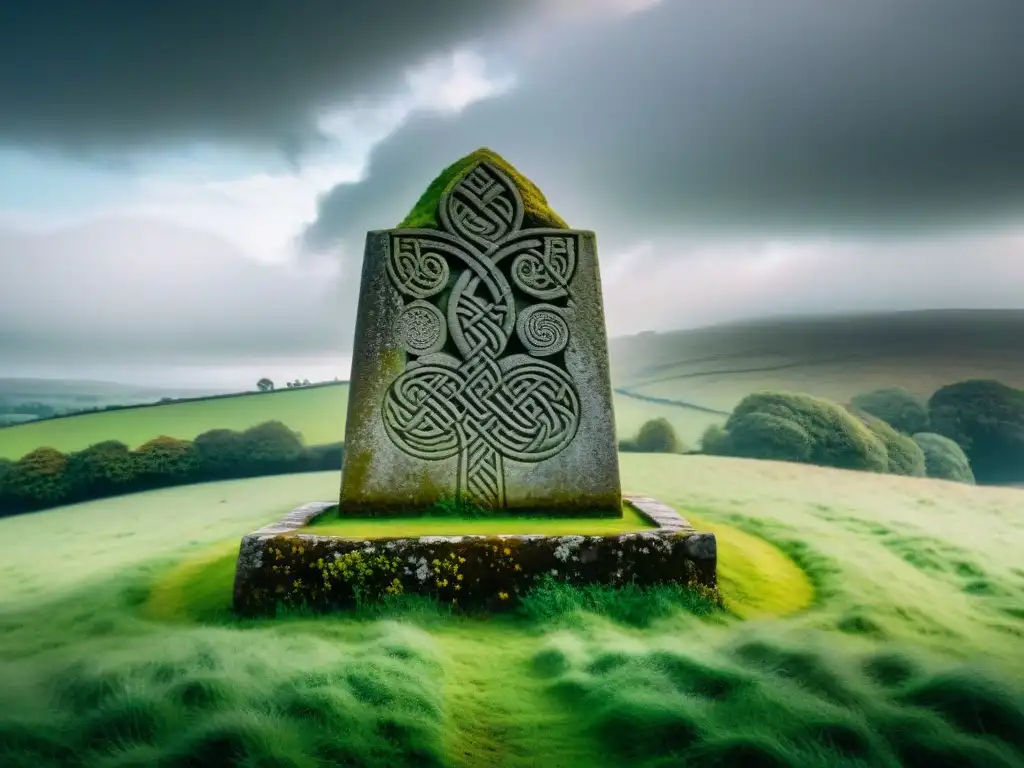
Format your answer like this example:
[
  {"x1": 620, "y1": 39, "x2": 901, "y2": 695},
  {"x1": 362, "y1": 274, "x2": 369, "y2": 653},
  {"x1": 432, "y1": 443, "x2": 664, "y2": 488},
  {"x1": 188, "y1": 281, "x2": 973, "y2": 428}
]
[
  {"x1": 232, "y1": 496, "x2": 718, "y2": 616},
  {"x1": 339, "y1": 151, "x2": 621, "y2": 516}
]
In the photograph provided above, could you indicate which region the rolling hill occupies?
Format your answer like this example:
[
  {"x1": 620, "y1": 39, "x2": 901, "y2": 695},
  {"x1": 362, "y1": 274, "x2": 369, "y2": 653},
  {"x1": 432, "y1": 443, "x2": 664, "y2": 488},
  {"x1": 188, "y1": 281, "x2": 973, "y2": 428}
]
[
  {"x1": 2, "y1": 309, "x2": 1022, "y2": 459},
  {"x1": 608, "y1": 309, "x2": 1024, "y2": 444}
]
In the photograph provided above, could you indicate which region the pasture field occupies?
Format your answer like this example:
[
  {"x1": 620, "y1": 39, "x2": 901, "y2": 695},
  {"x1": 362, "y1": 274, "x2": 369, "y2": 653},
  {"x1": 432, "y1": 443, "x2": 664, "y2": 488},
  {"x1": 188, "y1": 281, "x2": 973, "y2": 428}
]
[
  {"x1": 0, "y1": 382, "x2": 693, "y2": 458},
  {"x1": 610, "y1": 309, "x2": 1024, "y2": 418},
  {"x1": 2, "y1": 456, "x2": 1023, "y2": 767},
  {"x1": 0, "y1": 384, "x2": 351, "y2": 460}
]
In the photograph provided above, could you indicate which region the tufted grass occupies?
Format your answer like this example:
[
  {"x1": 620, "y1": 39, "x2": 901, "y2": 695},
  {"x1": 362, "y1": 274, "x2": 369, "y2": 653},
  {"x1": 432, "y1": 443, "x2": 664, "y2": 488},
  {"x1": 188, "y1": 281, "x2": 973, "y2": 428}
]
[{"x1": 2, "y1": 456, "x2": 1024, "y2": 766}]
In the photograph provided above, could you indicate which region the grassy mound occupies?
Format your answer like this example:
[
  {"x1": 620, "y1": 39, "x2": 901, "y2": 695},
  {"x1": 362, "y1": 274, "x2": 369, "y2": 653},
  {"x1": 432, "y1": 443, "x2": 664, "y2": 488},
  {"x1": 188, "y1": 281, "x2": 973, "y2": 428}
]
[
  {"x1": 398, "y1": 147, "x2": 568, "y2": 231},
  {"x1": 3, "y1": 457, "x2": 1024, "y2": 766},
  {"x1": 305, "y1": 502, "x2": 655, "y2": 538},
  {"x1": 533, "y1": 627, "x2": 1024, "y2": 768}
]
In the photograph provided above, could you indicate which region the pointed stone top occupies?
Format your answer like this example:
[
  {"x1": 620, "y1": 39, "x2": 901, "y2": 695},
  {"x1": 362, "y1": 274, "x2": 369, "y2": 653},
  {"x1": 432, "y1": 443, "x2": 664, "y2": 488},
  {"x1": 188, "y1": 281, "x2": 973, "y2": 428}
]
[{"x1": 398, "y1": 147, "x2": 569, "y2": 230}]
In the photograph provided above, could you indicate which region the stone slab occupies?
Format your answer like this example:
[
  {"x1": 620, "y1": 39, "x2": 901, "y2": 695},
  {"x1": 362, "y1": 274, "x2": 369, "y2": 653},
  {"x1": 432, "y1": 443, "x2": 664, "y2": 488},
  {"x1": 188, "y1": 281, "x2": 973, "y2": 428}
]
[
  {"x1": 339, "y1": 160, "x2": 621, "y2": 516},
  {"x1": 232, "y1": 495, "x2": 718, "y2": 616}
]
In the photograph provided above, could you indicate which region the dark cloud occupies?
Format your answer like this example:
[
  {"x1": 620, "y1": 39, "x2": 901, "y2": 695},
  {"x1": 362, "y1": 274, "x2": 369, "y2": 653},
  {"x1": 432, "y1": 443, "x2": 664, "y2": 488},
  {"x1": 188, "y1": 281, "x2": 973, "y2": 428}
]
[
  {"x1": 304, "y1": 0, "x2": 1024, "y2": 253},
  {"x1": 0, "y1": 0, "x2": 542, "y2": 155}
]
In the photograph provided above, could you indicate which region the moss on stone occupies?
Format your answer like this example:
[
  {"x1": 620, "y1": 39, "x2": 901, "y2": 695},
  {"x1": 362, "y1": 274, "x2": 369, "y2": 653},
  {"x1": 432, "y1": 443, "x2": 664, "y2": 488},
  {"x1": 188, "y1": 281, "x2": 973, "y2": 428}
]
[{"x1": 397, "y1": 147, "x2": 569, "y2": 231}]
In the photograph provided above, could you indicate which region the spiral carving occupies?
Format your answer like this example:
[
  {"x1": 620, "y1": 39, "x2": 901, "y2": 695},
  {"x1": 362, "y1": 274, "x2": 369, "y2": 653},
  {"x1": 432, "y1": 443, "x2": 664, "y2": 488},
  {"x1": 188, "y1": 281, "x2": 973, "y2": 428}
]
[
  {"x1": 515, "y1": 305, "x2": 569, "y2": 357},
  {"x1": 388, "y1": 237, "x2": 449, "y2": 299}
]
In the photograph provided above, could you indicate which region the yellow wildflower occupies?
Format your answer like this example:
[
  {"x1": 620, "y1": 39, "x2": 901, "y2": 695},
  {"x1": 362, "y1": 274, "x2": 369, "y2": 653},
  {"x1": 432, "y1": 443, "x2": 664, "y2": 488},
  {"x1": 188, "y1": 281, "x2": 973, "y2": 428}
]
[
  {"x1": 457, "y1": 574, "x2": 464, "y2": 581},
  {"x1": 498, "y1": 591, "x2": 509, "y2": 600}
]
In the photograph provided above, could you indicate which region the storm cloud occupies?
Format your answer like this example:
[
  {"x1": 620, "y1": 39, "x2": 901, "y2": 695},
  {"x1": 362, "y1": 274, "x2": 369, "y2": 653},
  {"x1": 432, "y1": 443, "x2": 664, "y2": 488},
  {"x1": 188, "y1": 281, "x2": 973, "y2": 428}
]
[
  {"x1": 304, "y1": 0, "x2": 1024, "y2": 253},
  {"x1": 0, "y1": 0, "x2": 546, "y2": 156}
]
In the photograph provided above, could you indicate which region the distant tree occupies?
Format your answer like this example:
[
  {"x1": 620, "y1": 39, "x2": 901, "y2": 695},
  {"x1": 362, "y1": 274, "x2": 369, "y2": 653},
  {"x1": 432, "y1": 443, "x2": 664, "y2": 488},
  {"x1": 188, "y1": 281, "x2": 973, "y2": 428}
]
[
  {"x1": 634, "y1": 418, "x2": 683, "y2": 453},
  {"x1": 65, "y1": 440, "x2": 137, "y2": 500},
  {"x1": 286, "y1": 382, "x2": 294, "y2": 389},
  {"x1": 712, "y1": 392, "x2": 889, "y2": 472},
  {"x1": 257, "y1": 378, "x2": 274, "y2": 392},
  {"x1": 3, "y1": 447, "x2": 71, "y2": 509},
  {"x1": 302, "y1": 378, "x2": 311, "y2": 386},
  {"x1": 850, "y1": 387, "x2": 929, "y2": 435},
  {"x1": 132, "y1": 436, "x2": 198, "y2": 487},
  {"x1": 848, "y1": 409, "x2": 926, "y2": 477},
  {"x1": 928, "y1": 379, "x2": 1024, "y2": 484}
]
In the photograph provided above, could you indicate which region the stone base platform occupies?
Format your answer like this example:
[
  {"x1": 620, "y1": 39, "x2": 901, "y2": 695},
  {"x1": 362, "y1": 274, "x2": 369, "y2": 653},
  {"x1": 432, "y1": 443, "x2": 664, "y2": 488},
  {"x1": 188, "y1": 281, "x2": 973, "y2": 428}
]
[{"x1": 232, "y1": 496, "x2": 718, "y2": 617}]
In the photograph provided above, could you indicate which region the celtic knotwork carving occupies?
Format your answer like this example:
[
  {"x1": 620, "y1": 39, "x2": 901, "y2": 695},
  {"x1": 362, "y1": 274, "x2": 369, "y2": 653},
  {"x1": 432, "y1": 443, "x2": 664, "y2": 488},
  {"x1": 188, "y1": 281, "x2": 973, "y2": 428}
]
[
  {"x1": 397, "y1": 300, "x2": 447, "y2": 355},
  {"x1": 382, "y1": 161, "x2": 583, "y2": 509},
  {"x1": 387, "y1": 237, "x2": 450, "y2": 299}
]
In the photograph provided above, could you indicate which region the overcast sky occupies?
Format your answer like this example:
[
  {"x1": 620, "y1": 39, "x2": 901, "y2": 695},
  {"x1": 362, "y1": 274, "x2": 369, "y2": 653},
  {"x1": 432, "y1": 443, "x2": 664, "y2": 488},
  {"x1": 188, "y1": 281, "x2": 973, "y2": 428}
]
[{"x1": 1, "y1": 0, "x2": 1022, "y2": 388}]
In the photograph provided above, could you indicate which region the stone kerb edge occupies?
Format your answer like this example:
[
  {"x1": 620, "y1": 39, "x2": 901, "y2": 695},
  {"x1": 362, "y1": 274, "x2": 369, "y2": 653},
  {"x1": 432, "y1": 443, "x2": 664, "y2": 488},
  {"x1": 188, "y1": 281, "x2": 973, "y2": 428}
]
[{"x1": 232, "y1": 496, "x2": 718, "y2": 613}]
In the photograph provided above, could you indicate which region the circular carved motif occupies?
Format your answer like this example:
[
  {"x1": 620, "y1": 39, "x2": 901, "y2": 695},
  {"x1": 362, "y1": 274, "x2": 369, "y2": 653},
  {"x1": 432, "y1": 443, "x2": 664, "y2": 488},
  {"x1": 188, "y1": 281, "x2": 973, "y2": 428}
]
[
  {"x1": 398, "y1": 300, "x2": 447, "y2": 355},
  {"x1": 515, "y1": 305, "x2": 569, "y2": 357}
]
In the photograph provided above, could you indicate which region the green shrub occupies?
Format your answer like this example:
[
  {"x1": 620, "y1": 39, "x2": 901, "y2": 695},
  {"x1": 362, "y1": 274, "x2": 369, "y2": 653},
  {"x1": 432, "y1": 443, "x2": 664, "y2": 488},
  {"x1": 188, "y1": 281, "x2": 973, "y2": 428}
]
[
  {"x1": 699, "y1": 423, "x2": 730, "y2": 455},
  {"x1": 913, "y1": 432, "x2": 976, "y2": 484},
  {"x1": 849, "y1": 410, "x2": 927, "y2": 477},
  {"x1": 305, "y1": 441, "x2": 345, "y2": 471},
  {"x1": 132, "y1": 436, "x2": 198, "y2": 487},
  {"x1": 633, "y1": 418, "x2": 683, "y2": 453},
  {"x1": 717, "y1": 391, "x2": 889, "y2": 472},
  {"x1": 726, "y1": 412, "x2": 813, "y2": 463},
  {"x1": 850, "y1": 387, "x2": 930, "y2": 435},
  {"x1": 617, "y1": 437, "x2": 641, "y2": 452},
  {"x1": 65, "y1": 440, "x2": 137, "y2": 500},
  {"x1": 193, "y1": 428, "x2": 249, "y2": 480},
  {"x1": 2, "y1": 447, "x2": 71, "y2": 509},
  {"x1": 239, "y1": 420, "x2": 306, "y2": 472},
  {"x1": 928, "y1": 379, "x2": 1024, "y2": 484},
  {"x1": 0, "y1": 457, "x2": 14, "y2": 514}
]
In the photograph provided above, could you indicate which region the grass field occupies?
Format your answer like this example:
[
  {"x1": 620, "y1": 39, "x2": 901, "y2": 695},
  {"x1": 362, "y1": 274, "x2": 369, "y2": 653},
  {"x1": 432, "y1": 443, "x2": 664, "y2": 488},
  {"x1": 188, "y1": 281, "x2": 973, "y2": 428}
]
[{"x1": 2, "y1": 456, "x2": 1023, "y2": 766}]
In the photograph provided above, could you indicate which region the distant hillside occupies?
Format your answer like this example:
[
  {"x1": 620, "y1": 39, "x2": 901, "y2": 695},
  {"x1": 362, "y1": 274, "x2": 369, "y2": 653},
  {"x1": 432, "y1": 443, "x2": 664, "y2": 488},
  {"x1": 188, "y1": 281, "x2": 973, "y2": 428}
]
[
  {"x1": 608, "y1": 309, "x2": 1024, "y2": 421},
  {"x1": 3, "y1": 309, "x2": 1022, "y2": 459},
  {"x1": 0, "y1": 377, "x2": 231, "y2": 418}
]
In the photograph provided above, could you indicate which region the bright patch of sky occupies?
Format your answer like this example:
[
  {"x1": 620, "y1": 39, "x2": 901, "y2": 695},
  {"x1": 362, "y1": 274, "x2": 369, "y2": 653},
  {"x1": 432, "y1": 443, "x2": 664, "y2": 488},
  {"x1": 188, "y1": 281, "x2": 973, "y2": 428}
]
[{"x1": 0, "y1": 49, "x2": 515, "y2": 263}]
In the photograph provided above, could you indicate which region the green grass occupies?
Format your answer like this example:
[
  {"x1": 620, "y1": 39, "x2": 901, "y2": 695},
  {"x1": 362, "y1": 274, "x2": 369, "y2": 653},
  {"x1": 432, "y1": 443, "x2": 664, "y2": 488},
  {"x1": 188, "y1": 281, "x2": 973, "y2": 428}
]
[
  {"x1": 3, "y1": 456, "x2": 1024, "y2": 766},
  {"x1": 305, "y1": 502, "x2": 655, "y2": 538}
]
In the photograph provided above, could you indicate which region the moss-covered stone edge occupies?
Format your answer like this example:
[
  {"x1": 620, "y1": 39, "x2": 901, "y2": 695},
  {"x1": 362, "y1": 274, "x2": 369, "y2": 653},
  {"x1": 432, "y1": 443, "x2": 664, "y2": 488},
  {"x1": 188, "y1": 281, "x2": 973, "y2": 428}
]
[
  {"x1": 397, "y1": 147, "x2": 569, "y2": 231},
  {"x1": 232, "y1": 497, "x2": 718, "y2": 616}
]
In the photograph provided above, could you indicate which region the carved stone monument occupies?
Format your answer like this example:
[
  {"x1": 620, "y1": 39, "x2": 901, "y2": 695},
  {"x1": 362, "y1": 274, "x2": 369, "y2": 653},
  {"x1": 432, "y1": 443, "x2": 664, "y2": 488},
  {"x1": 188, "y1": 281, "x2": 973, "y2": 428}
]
[{"x1": 339, "y1": 149, "x2": 621, "y2": 516}]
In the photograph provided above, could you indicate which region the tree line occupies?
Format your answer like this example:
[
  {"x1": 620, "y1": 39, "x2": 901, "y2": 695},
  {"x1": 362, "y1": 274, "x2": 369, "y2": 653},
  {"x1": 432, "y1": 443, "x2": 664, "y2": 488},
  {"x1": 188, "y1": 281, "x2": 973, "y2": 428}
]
[
  {"x1": 0, "y1": 421, "x2": 343, "y2": 518},
  {"x1": 619, "y1": 379, "x2": 1024, "y2": 486}
]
